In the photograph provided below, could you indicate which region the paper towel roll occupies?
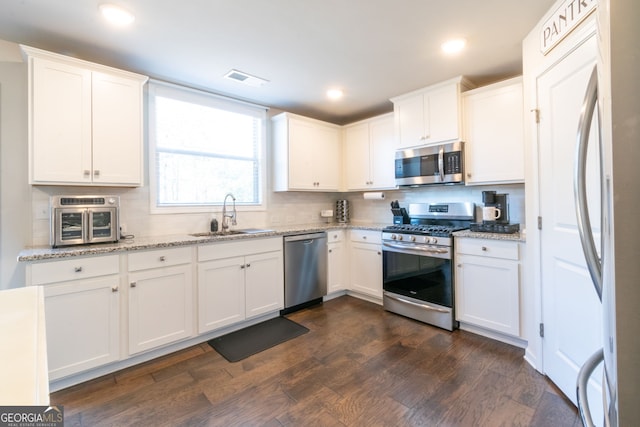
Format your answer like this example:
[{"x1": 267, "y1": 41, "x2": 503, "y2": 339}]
[{"x1": 363, "y1": 192, "x2": 385, "y2": 200}]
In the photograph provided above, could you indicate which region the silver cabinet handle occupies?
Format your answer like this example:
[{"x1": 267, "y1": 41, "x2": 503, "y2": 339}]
[
  {"x1": 83, "y1": 170, "x2": 91, "y2": 177},
  {"x1": 481, "y1": 246, "x2": 488, "y2": 251},
  {"x1": 574, "y1": 65, "x2": 602, "y2": 301},
  {"x1": 159, "y1": 256, "x2": 166, "y2": 262},
  {"x1": 112, "y1": 286, "x2": 119, "y2": 292},
  {"x1": 94, "y1": 170, "x2": 100, "y2": 177},
  {"x1": 130, "y1": 282, "x2": 137, "y2": 288},
  {"x1": 74, "y1": 266, "x2": 83, "y2": 273},
  {"x1": 246, "y1": 263, "x2": 251, "y2": 268},
  {"x1": 240, "y1": 265, "x2": 245, "y2": 269}
]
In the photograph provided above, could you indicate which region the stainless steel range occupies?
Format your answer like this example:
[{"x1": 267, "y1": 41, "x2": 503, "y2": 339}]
[{"x1": 382, "y1": 202, "x2": 474, "y2": 331}]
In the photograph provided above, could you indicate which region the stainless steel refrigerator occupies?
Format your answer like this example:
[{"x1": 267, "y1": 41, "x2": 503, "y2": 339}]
[{"x1": 576, "y1": 1, "x2": 640, "y2": 425}]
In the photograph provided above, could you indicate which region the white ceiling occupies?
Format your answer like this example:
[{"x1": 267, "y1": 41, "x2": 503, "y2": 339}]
[{"x1": 0, "y1": 0, "x2": 555, "y2": 125}]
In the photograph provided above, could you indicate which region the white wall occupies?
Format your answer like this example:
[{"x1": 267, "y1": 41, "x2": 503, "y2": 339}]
[
  {"x1": 0, "y1": 38, "x2": 526, "y2": 289},
  {"x1": 0, "y1": 46, "x2": 30, "y2": 289}
]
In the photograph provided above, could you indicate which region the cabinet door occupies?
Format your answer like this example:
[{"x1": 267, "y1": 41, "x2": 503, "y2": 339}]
[
  {"x1": 128, "y1": 264, "x2": 193, "y2": 354},
  {"x1": 197, "y1": 256, "x2": 245, "y2": 333},
  {"x1": 455, "y1": 254, "x2": 520, "y2": 336},
  {"x1": 343, "y1": 123, "x2": 371, "y2": 190},
  {"x1": 464, "y1": 78, "x2": 525, "y2": 184},
  {"x1": 426, "y1": 83, "x2": 460, "y2": 143},
  {"x1": 328, "y1": 241, "x2": 348, "y2": 293},
  {"x1": 43, "y1": 276, "x2": 120, "y2": 380},
  {"x1": 349, "y1": 242, "x2": 382, "y2": 298},
  {"x1": 245, "y1": 251, "x2": 284, "y2": 318},
  {"x1": 394, "y1": 95, "x2": 426, "y2": 149},
  {"x1": 313, "y1": 124, "x2": 341, "y2": 191},
  {"x1": 288, "y1": 118, "x2": 318, "y2": 190},
  {"x1": 30, "y1": 57, "x2": 92, "y2": 184},
  {"x1": 92, "y1": 71, "x2": 143, "y2": 186},
  {"x1": 368, "y1": 116, "x2": 396, "y2": 189}
]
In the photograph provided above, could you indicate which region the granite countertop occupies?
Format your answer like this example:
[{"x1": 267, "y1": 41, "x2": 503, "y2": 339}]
[
  {"x1": 453, "y1": 229, "x2": 526, "y2": 242},
  {"x1": 18, "y1": 222, "x2": 388, "y2": 262}
]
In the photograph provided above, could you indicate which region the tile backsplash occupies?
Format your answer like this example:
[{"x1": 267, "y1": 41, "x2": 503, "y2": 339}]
[{"x1": 31, "y1": 183, "x2": 525, "y2": 247}]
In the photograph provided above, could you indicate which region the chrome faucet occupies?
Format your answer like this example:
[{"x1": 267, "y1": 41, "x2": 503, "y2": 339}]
[{"x1": 221, "y1": 193, "x2": 237, "y2": 233}]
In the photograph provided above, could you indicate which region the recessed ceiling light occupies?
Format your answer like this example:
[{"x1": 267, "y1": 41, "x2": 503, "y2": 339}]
[
  {"x1": 99, "y1": 4, "x2": 135, "y2": 26},
  {"x1": 441, "y1": 38, "x2": 467, "y2": 54},
  {"x1": 327, "y1": 89, "x2": 344, "y2": 100}
]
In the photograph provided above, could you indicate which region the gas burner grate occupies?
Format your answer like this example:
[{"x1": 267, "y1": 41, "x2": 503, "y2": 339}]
[{"x1": 383, "y1": 224, "x2": 466, "y2": 237}]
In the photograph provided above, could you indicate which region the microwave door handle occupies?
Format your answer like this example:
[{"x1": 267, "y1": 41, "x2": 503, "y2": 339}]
[{"x1": 438, "y1": 146, "x2": 445, "y2": 181}]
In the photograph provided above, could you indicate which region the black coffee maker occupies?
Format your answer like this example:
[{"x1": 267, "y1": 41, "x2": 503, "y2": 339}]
[{"x1": 482, "y1": 191, "x2": 509, "y2": 224}]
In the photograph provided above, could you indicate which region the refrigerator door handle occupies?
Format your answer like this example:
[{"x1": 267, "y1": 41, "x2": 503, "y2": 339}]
[
  {"x1": 576, "y1": 347, "x2": 604, "y2": 427},
  {"x1": 574, "y1": 65, "x2": 603, "y2": 301}
]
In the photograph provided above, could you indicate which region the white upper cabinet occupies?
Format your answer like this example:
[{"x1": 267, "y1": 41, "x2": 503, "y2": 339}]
[
  {"x1": 391, "y1": 76, "x2": 474, "y2": 150},
  {"x1": 23, "y1": 46, "x2": 148, "y2": 186},
  {"x1": 462, "y1": 76, "x2": 525, "y2": 185},
  {"x1": 272, "y1": 112, "x2": 341, "y2": 191},
  {"x1": 343, "y1": 113, "x2": 396, "y2": 191}
]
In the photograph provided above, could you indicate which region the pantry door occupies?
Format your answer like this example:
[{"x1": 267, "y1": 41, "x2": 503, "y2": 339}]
[{"x1": 537, "y1": 29, "x2": 603, "y2": 418}]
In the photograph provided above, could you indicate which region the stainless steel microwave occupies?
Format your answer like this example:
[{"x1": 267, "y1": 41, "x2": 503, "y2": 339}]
[
  {"x1": 50, "y1": 196, "x2": 120, "y2": 247},
  {"x1": 395, "y1": 141, "x2": 464, "y2": 186}
]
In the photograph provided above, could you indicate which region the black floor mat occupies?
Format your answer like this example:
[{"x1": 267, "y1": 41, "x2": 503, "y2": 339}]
[{"x1": 207, "y1": 316, "x2": 309, "y2": 362}]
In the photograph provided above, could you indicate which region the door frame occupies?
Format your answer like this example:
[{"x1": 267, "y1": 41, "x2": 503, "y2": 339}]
[{"x1": 522, "y1": 13, "x2": 599, "y2": 373}]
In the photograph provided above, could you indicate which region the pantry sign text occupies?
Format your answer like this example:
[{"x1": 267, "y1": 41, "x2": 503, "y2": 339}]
[{"x1": 540, "y1": 0, "x2": 597, "y2": 55}]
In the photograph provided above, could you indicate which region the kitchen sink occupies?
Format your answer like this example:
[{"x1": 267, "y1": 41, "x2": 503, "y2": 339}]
[{"x1": 190, "y1": 228, "x2": 274, "y2": 237}]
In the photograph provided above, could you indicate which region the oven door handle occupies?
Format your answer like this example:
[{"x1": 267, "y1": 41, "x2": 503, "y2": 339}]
[
  {"x1": 384, "y1": 292, "x2": 449, "y2": 313},
  {"x1": 382, "y1": 242, "x2": 449, "y2": 254}
]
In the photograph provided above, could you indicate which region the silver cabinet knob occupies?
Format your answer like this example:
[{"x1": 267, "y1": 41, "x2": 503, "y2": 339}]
[
  {"x1": 130, "y1": 282, "x2": 137, "y2": 288},
  {"x1": 481, "y1": 246, "x2": 488, "y2": 251},
  {"x1": 112, "y1": 286, "x2": 119, "y2": 293},
  {"x1": 74, "y1": 266, "x2": 83, "y2": 273},
  {"x1": 159, "y1": 256, "x2": 166, "y2": 262},
  {"x1": 94, "y1": 170, "x2": 100, "y2": 177}
]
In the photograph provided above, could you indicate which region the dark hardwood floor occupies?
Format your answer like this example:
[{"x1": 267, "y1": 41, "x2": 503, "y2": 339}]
[{"x1": 52, "y1": 296, "x2": 580, "y2": 426}]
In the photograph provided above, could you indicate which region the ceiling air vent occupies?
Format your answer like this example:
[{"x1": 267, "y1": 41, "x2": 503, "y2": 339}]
[{"x1": 223, "y1": 69, "x2": 269, "y2": 87}]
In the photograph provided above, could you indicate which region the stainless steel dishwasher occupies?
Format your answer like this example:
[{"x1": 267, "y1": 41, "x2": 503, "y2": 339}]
[{"x1": 282, "y1": 232, "x2": 327, "y2": 313}]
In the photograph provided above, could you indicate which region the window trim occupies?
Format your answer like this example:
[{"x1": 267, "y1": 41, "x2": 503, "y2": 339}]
[{"x1": 147, "y1": 79, "x2": 268, "y2": 214}]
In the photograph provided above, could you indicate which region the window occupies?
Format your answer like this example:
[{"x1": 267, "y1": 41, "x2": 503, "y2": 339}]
[{"x1": 148, "y1": 80, "x2": 267, "y2": 213}]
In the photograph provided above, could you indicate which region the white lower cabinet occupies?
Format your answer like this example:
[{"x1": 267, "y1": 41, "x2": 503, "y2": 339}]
[
  {"x1": 455, "y1": 238, "x2": 521, "y2": 337},
  {"x1": 197, "y1": 237, "x2": 283, "y2": 334},
  {"x1": 327, "y1": 230, "x2": 348, "y2": 293},
  {"x1": 348, "y1": 230, "x2": 383, "y2": 299},
  {"x1": 29, "y1": 255, "x2": 120, "y2": 380},
  {"x1": 127, "y1": 247, "x2": 194, "y2": 355}
]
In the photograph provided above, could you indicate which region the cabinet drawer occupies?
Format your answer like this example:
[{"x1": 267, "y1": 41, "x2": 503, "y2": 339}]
[
  {"x1": 198, "y1": 237, "x2": 282, "y2": 262},
  {"x1": 31, "y1": 255, "x2": 119, "y2": 285},
  {"x1": 350, "y1": 229, "x2": 381, "y2": 244},
  {"x1": 128, "y1": 247, "x2": 192, "y2": 271},
  {"x1": 455, "y1": 238, "x2": 519, "y2": 260},
  {"x1": 327, "y1": 230, "x2": 344, "y2": 243}
]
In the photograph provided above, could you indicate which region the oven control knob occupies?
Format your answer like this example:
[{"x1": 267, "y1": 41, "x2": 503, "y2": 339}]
[
  {"x1": 391, "y1": 234, "x2": 397, "y2": 240},
  {"x1": 397, "y1": 235, "x2": 403, "y2": 241},
  {"x1": 427, "y1": 237, "x2": 437, "y2": 244},
  {"x1": 410, "y1": 236, "x2": 416, "y2": 242}
]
